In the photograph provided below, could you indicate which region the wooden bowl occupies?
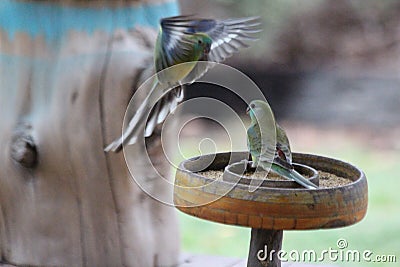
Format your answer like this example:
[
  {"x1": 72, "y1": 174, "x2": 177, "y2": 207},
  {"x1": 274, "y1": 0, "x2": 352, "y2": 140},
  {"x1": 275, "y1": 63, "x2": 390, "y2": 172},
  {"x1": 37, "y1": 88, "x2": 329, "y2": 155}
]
[
  {"x1": 223, "y1": 160, "x2": 319, "y2": 188},
  {"x1": 174, "y1": 152, "x2": 368, "y2": 230}
]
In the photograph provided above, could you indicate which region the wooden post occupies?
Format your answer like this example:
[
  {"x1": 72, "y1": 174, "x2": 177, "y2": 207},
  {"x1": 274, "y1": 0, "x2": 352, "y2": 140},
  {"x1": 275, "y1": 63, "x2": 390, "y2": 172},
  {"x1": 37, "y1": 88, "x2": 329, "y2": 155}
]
[
  {"x1": 0, "y1": 1, "x2": 180, "y2": 266},
  {"x1": 247, "y1": 229, "x2": 283, "y2": 267}
]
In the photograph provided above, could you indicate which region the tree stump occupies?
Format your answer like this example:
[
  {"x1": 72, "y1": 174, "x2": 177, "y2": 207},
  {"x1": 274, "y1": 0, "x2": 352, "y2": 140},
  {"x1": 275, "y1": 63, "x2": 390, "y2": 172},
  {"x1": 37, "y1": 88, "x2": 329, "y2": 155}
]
[{"x1": 0, "y1": 1, "x2": 180, "y2": 266}]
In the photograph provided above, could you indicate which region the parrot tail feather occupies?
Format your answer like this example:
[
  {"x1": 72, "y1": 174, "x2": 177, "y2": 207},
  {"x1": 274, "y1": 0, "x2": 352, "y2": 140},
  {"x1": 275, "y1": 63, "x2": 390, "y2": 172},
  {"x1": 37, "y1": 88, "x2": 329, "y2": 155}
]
[
  {"x1": 150, "y1": 86, "x2": 183, "y2": 126},
  {"x1": 104, "y1": 94, "x2": 150, "y2": 153},
  {"x1": 288, "y1": 169, "x2": 318, "y2": 190},
  {"x1": 104, "y1": 137, "x2": 123, "y2": 153},
  {"x1": 271, "y1": 165, "x2": 318, "y2": 190}
]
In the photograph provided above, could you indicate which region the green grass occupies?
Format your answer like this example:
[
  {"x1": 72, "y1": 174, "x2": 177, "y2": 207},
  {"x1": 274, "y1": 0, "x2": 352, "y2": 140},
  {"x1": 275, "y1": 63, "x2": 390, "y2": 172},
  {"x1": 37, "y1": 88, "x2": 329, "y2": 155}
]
[{"x1": 177, "y1": 127, "x2": 400, "y2": 266}]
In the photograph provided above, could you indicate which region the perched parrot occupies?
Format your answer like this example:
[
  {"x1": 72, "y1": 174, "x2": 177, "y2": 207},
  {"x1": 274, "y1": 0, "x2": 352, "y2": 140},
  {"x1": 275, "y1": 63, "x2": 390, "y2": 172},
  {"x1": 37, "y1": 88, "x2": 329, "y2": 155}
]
[
  {"x1": 104, "y1": 15, "x2": 261, "y2": 152},
  {"x1": 246, "y1": 100, "x2": 318, "y2": 189}
]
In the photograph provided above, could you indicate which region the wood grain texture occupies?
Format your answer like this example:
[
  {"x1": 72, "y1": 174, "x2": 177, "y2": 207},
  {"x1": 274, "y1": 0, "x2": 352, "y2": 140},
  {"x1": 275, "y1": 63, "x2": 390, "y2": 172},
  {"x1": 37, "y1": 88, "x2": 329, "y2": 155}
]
[
  {"x1": 174, "y1": 152, "x2": 368, "y2": 230},
  {"x1": 0, "y1": 1, "x2": 180, "y2": 266},
  {"x1": 247, "y1": 229, "x2": 283, "y2": 267}
]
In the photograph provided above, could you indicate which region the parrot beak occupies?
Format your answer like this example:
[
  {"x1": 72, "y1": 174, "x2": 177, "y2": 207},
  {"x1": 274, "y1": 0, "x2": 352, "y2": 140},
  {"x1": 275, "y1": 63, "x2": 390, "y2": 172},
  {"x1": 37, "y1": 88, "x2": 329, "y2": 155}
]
[{"x1": 246, "y1": 106, "x2": 251, "y2": 114}]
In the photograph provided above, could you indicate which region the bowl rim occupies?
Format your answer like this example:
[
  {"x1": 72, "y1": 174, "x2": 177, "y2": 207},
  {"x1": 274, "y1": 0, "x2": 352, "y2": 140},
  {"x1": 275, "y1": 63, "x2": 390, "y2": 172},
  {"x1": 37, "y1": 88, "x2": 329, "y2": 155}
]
[{"x1": 177, "y1": 151, "x2": 365, "y2": 191}]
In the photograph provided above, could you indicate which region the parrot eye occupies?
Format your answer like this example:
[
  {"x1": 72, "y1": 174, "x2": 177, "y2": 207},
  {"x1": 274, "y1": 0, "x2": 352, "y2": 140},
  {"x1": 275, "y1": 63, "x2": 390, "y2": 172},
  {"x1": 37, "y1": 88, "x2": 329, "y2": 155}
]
[
  {"x1": 250, "y1": 104, "x2": 255, "y2": 109},
  {"x1": 198, "y1": 39, "x2": 203, "y2": 45}
]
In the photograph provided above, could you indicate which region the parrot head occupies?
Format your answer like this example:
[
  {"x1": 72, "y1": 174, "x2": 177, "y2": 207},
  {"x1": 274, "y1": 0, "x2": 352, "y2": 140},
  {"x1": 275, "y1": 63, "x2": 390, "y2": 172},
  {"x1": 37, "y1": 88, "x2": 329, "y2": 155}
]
[
  {"x1": 189, "y1": 33, "x2": 212, "y2": 57},
  {"x1": 246, "y1": 100, "x2": 270, "y2": 123}
]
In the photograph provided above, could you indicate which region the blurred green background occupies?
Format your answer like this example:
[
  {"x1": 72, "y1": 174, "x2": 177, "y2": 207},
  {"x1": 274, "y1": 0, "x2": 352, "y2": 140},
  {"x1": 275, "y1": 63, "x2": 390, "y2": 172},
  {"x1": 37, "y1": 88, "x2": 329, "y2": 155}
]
[{"x1": 176, "y1": 0, "x2": 400, "y2": 266}]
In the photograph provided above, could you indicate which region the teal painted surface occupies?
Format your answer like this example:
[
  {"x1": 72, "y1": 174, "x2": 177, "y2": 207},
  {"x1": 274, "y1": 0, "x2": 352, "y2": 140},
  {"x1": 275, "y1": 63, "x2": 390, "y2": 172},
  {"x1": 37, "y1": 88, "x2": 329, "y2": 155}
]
[{"x1": 0, "y1": 0, "x2": 179, "y2": 41}]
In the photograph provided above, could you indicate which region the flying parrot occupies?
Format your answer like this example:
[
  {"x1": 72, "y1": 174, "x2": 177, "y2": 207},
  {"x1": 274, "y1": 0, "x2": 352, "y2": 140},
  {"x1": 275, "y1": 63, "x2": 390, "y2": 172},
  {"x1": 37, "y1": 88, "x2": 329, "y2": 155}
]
[
  {"x1": 105, "y1": 15, "x2": 261, "y2": 152},
  {"x1": 246, "y1": 100, "x2": 318, "y2": 189}
]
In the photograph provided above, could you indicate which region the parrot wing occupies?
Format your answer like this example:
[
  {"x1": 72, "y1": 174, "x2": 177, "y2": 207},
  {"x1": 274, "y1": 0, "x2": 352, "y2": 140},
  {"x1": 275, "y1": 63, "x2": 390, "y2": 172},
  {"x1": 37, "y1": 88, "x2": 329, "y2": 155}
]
[
  {"x1": 275, "y1": 124, "x2": 292, "y2": 164},
  {"x1": 159, "y1": 15, "x2": 261, "y2": 63},
  {"x1": 203, "y1": 16, "x2": 261, "y2": 62},
  {"x1": 156, "y1": 16, "x2": 199, "y2": 78}
]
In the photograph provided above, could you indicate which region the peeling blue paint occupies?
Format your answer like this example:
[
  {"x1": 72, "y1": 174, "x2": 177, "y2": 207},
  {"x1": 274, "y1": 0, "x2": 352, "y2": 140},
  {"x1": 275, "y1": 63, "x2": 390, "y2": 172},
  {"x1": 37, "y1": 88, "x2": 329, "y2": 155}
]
[{"x1": 0, "y1": 0, "x2": 179, "y2": 41}]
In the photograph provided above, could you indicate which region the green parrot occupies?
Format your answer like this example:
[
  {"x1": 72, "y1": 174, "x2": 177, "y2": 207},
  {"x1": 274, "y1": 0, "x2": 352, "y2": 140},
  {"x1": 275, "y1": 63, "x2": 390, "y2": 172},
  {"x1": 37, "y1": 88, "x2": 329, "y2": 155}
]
[
  {"x1": 105, "y1": 15, "x2": 261, "y2": 152},
  {"x1": 246, "y1": 100, "x2": 318, "y2": 189}
]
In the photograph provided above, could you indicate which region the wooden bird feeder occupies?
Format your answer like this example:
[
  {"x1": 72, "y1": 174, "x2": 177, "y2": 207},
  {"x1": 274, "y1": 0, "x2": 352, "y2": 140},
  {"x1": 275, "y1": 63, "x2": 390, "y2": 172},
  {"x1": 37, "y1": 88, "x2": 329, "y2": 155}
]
[{"x1": 174, "y1": 152, "x2": 368, "y2": 267}]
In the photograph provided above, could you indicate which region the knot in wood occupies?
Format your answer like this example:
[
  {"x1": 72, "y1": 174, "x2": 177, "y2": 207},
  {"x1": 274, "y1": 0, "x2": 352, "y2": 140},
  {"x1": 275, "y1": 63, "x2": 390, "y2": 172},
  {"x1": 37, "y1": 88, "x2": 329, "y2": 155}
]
[{"x1": 10, "y1": 133, "x2": 38, "y2": 169}]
